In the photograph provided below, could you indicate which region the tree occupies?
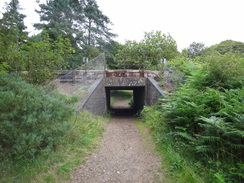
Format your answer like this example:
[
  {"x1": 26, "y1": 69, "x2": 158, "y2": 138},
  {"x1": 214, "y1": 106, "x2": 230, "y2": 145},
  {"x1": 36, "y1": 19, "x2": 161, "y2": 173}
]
[
  {"x1": 114, "y1": 31, "x2": 179, "y2": 69},
  {"x1": 205, "y1": 40, "x2": 244, "y2": 55},
  {"x1": 82, "y1": 0, "x2": 116, "y2": 50},
  {"x1": 0, "y1": 0, "x2": 28, "y2": 72},
  {"x1": 143, "y1": 30, "x2": 179, "y2": 60},
  {"x1": 34, "y1": 0, "x2": 81, "y2": 49},
  {"x1": 20, "y1": 33, "x2": 73, "y2": 84},
  {"x1": 0, "y1": 0, "x2": 28, "y2": 44},
  {"x1": 187, "y1": 42, "x2": 206, "y2": 58},
  {"x1": 115, "y1": 41, "x2": 144, "y2": 69},
  {"x1": 35, "y1": 0, "x2": 116, "y2": 62}
]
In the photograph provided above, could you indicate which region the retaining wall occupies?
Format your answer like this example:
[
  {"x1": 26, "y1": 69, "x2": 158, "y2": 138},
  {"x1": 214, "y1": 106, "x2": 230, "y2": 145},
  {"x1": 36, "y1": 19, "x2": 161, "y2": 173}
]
[
  {"x1": 78, "y1": 77, "x2": 167, "y2": 115},
  {"x1": 146, "y1": 78, "x2": 167, "y2": 106},
  {"x1": 78, "y1": 78, "x2": 106, "y2": 115}
]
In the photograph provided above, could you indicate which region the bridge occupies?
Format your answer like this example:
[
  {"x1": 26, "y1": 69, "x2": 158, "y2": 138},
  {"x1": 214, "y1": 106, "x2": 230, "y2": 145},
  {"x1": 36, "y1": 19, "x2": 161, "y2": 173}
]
[
  {"x1": 74, "y1": 69, "x2": 166, "y2": 115},
  {"x1": 48, "y1": 54, "x2": 167, "y2": 115}
]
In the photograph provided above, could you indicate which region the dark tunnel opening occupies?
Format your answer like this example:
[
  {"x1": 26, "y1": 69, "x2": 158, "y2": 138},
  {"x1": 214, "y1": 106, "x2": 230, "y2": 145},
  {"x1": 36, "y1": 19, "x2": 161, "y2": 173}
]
[{"x1": 105, "y1": 86, "x2": 145, "y2": 116}]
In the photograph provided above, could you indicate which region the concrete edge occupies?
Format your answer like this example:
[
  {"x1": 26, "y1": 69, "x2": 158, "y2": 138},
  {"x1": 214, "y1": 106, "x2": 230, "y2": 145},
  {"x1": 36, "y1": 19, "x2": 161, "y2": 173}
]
[
  {"x1": 147, "y1": 77, "x2": 168, "y2": 98},
  {"x1": 77, "y1": 78, "x2": 103, "y2": 111}
]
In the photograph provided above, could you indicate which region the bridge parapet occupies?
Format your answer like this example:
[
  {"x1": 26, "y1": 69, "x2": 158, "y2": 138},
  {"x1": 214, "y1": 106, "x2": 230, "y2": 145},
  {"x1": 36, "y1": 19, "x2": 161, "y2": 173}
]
[
  {"x1": 105, "y1": 70, "x2": 160, "y2": 78},
  {"x1": 105, "y1": 77, "x2": 146, "y2": 87}
]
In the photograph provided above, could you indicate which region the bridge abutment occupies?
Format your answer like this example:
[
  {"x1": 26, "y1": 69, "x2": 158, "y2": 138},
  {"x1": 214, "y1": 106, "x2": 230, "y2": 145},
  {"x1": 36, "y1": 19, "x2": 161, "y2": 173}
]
[{"x1": 78, "y1": 74, "x2": 166, "y2": 116}]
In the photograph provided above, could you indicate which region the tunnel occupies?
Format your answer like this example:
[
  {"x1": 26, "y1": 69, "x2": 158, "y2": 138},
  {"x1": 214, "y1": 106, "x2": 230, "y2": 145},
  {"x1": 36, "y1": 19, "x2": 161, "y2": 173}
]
[{"x1": 105, "y1": 86, "x2": 145, "y2": 116}]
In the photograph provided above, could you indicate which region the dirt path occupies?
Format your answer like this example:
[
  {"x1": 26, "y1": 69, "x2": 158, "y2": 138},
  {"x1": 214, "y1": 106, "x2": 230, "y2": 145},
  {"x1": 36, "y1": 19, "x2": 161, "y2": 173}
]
[{"x1": 71, "y1": 116, "x2": 164, "y2": 183}]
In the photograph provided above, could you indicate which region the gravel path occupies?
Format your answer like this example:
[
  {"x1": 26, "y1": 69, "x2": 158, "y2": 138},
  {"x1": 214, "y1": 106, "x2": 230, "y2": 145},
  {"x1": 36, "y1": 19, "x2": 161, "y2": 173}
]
[{"x1": 71, "y1": 116, "x2": 164, "y2": 183}]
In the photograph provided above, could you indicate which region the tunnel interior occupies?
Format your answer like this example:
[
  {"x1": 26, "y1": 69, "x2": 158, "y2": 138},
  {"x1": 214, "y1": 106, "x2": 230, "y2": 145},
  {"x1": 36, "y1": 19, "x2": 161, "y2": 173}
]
[{"x1": 105, "y1": 86, "x2": 145, "y2": 116}]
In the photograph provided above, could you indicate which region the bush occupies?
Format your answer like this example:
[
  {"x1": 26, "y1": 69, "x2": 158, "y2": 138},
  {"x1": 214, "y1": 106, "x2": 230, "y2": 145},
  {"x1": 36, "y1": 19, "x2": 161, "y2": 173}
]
[
  {"x1": 0, "y1": 74, "x2": 75, "y2": 159},
  {"x1": 194, "y1": 52, "x2": 244, "y2": 90},
  {"x1": 142, "y1": 86, "x2": 244, "y2": 181},
  {"x1": 142, "y1": 53, "x2": 244, "y2": 182}
]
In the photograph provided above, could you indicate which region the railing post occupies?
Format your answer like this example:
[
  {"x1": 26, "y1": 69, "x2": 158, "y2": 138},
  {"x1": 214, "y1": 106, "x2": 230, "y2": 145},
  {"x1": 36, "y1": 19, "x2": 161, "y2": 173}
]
[{"x1": 72, "y1": 70, "x2": 76, "y2": 83}]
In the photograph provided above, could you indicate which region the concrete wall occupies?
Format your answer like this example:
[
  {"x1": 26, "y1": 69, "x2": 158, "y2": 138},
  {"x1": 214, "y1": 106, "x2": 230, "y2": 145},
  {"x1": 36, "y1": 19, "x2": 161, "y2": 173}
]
[
  {"x1": 78, "y1": 78, "x2": 106, "y2": 116},
  {"x1": 146, "y1": 78, "x2": 167, "y2": 106},
  {"x1": 78, "y1": 77, "x2": 167, "y2": 116},
  {"x1": 104, "y1": 77, "x2": 146, "y2": 87}
]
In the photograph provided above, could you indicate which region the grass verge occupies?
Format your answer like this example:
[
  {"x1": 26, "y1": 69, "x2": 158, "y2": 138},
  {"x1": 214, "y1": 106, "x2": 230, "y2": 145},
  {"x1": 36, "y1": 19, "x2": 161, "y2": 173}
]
[
  {"x1": 140, "y1": 106, "x2": 206, "y2": 183},
  {"x1": 0, "y1": 111, "x2": 108, "y2": 183}
]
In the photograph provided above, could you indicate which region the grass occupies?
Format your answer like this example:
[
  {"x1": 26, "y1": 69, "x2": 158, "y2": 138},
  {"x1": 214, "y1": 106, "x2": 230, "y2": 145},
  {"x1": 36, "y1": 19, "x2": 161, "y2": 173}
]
[
  {"x1": 0, "y1": 111, "x2": 108, "y2": 183},
  {"x1": 110, "y1": 90, "x2": 133, "y2": 99},
  {"x1": 110, "y1": 96, "x2": 115, "y2": 106},
  {"x1": 110, "y1": 90, "x2": 134, "y2": 108}
]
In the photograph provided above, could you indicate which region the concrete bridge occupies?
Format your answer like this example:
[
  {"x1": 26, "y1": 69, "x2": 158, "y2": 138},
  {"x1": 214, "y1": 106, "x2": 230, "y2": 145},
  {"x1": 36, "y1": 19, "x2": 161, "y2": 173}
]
[{"x1": 69, "y1": 70, "x2": 167, "y2": 116}]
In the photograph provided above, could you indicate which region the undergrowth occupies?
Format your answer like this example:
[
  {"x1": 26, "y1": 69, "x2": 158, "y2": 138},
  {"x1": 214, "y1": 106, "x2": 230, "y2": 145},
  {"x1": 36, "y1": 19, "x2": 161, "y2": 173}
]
[
  {"x1": 141, "y1": 53, "x2": 244, "y2": 182},
  {"x1": 0, "y1": 111, "x2": 108, "y2": 183},
  {"x1": 0, "y1": 73, "x2": 108, "y2": 183},
  {"x1": 141, "y1": 104, "x2": 205, "y2": 183}
]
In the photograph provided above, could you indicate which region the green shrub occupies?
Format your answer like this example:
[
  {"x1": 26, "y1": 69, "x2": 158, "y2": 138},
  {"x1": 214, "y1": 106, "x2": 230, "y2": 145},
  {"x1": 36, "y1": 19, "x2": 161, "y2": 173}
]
[
  {"x1": 192, "y1": 52, "x2": 244, "y2": 90},
  {"x1": 161, "y1": 86, "x2": 244, "y2": 181},
  {"x1": 142, "y1": 53, "x2": 244, "y2": 182},
  {"x1": 0, "y1": 74, "x2": 75, "y2": 160}
]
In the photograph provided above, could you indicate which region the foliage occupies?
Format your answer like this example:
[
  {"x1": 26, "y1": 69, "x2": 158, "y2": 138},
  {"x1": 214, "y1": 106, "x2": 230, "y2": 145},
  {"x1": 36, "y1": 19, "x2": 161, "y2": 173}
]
[
  {"x1": 21, "y1": 33, "x2": 73, "y2": 84},
  {"x1": 159, "y1": 87, "x2": 244, "y2": 181},
  {"x1": 3, "y1": 33, "x2": 72, "y2": 84},
  {"x1": 0, "y1": 111, "x2": 108, "y2": 183},
  {"x1": 141, "y1": 105, "x2": 205, "y2": 183},
  {"x1": 0, "y1": 62, "x2": 9, "y2": 74},
  {"x1": 83, "y1": 0, "x2": 116, "y2": 48},
  {"x1": 35, "y1": 0, "x2": 116, "y2": 65},
  {"x1": 168, "y1": 57, "x2": 200, "y2": 76},
  {"x1": 190, "y1": 52, "x2": 244, "y2": 90},
  {"x1": 0, "y1": 0, "x2": 28, "y2": 44},
  {"x1": 35, "y1": 0, "x2": 82, "y2": 49},
  {"x1": 141, "y1": 52, "x2": 244, "y2": 182},
  {"x1": 0, "y1": 74, "x2": 76, "y2": 160},
  {"x1": 106, "y1": 41, "x2": 123, "y2": 69},
  {"x1": 205, "y1": 40, "x2": 244, "y2": 55},
  {"x1": 160, "y1": 57, "x2": 200, "y2": 92},
  {"x1": 114, "y1": 31, "x2": 179, "y2": 70},
  {"x1": 143, "y1": 30, "x2": 179, "y2": 60},
  {"x1": 187, "y1": 42, "x2": 206, "y2": 58},
  {"x1": 115, "y1": 41, "x2": 148, "y2": 69},
  {"x1": 0, "y1": 0, "x2": 27, "y2": 70}
]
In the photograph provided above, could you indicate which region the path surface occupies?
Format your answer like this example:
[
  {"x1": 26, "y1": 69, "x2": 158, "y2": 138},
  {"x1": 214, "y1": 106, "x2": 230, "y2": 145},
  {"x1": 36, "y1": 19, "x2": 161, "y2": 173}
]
[{"x1": 71, "y1": 116, "x2": 164, "y2": 183}]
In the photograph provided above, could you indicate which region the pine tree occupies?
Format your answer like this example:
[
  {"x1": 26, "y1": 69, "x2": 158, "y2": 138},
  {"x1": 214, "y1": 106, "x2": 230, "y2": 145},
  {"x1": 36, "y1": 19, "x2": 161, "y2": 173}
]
[
  {"x1": 0, "y1": 0, "x2": 28, "y2": 44},
  {"x1": 0, "y1": 0, "x2": 27, "y2": 71},
  {"x1": 35, "y1": 0, "x2": 116, "y2": 57},
  {"x1": 83, "y1": 0, "x2": 115, "y2": 48},
  {"x1": 34, "y1": 0, "x2": 81, "y2": 50}
]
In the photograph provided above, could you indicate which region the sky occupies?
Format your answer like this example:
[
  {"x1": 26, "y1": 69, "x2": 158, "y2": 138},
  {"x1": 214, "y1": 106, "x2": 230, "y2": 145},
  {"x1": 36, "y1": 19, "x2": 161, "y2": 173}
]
[{"x1": 0, "y1": 0, "x2": 244, "y2": 51}]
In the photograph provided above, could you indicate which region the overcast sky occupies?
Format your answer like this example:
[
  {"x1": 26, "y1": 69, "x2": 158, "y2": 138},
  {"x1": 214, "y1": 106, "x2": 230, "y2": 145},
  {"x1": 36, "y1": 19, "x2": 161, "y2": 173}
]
[{"x1": 1, "y1": 0, "x2": 244, "y2": 51}]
